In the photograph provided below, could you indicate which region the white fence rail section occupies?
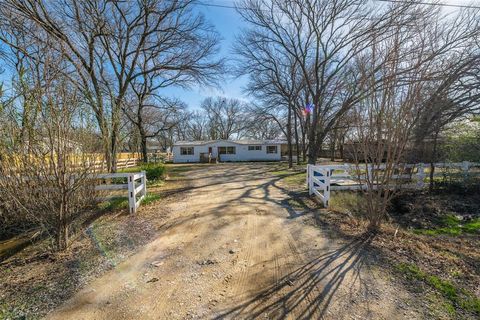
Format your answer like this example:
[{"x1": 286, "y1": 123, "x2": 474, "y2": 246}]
[
  {"x1": 307, "y1": 162, "x2": 478, "y2": 208},
  {"x1": 94, "y1": 171, "x2": 147, "y2": 214}
]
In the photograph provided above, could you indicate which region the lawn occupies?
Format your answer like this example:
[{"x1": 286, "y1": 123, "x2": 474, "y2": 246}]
[{"x1": 270, "y1": 164, "x2": 307, "y2": 188}]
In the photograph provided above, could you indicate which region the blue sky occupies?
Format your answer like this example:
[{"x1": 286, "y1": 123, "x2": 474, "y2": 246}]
[
  {"x1": 0, "y1": 1, "x2": 249, "y2": 108},
  {"x1": 1, "y1": 0, "x2": 473, "y2": 109},
  {"x1": 167, "y1": 0, "x2": 474, "y2": 110},
  {"x1": 167, "y1": 1, "x2": 250, "y2": 110}
]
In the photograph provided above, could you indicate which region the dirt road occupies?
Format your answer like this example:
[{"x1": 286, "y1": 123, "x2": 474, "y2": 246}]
[{"x1": 47, "y1": 163, "x2": 420, "y2": 319}]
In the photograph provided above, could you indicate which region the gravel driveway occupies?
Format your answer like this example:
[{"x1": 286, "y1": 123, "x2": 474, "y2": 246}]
[{"x1": 47, "y1": 163, "x2": 420, "y2": 319}]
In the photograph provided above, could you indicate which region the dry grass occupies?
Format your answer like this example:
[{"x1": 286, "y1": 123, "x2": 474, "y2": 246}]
[
  {"x1": 0, "y1": 170, "x2": 188, "y2": 319},
  {"x1": 278, "y1": 172, "x2": 480, "y2": 319}
]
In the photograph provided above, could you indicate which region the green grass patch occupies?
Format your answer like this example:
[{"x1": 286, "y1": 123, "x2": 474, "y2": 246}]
[
  {"x1": 397, "y1": 263, "x2": 480, "y2": 315},
  {"x1": 463, "y1": 219, "x2": 480, "y2": 233},
  {"x1": 97, "y1": 193, "x2": 161, "y2": 212},
  {"x1": 98, "y1": 197, "x2": 129, "y2": 212},
  {"x1": 282, "y1": 172, "x2": 307, "y2": 188},
  {"x1": 414, "y1": 215, "x2": 480, "y2": 236},
  {"x1": 165, "y1": 164, "x2": 204, "y2": 179},
  {"x1": 270, "y1": 170, "x2": 292, "y2": 175},
  {"x1": 141, "y1": 193, "x2": 161, "y2": 206},
  {"x1": 0, "y1": 301, "x2": 26, "y2": 320},
  {"x1": 166, "y1": 164, "x2": 199, "y2": 172},
  {"x1": 267, "y1": 168, "x2": 306, "y2": 188},
  {"x1": 329, "y1": 191, "x2": 364, "y2": 215}
]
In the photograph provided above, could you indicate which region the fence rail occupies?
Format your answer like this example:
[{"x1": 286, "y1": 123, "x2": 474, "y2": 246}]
[
  {"x1": 87, "y1": 157, "x2": 140, "y2": 171},
  {"x1": 94, "y1": 171, "x2": 147, "y2": 214},
  {"x1": 307, "y1": 161, "x2": 479, "y2": 207}
]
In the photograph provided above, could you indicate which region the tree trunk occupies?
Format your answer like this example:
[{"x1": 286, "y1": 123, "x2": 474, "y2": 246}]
[
  {"x1": 111, "y1": 131, "x2": 118, "y2": 173},
  {"x1": 340, "y1": 135, "x2": 345, "y2": 161},
  {"x1": 307, "y1": 117, "x2": 317, "y2": 164},
  {"x1": 307, "y1": 131, "x2": 321, "y2": 164},
  {"x1": 57, "y1": 190, "x2": 69, "y2": 251},
  {"x1": 141, "y1": 134, "x2": 148, "y2": 163},
  {"x1": 57, "y1": 216, "x2": 68, "y2": 250},
  {"x1": 308, "y1": 130, "x2": 327, "y2": 165},
  {"x1": 307, "y1": 147, "x2": 317, "y2": 164},
  {"x1": 302, "y1": 131, "x2": 307, "y2": 163},
  {"x1": 104, "y1": 145, "x2": 112, "y2": 172},
  {"x1": 138, "y1": 111, "x2": 148, "y2": 163},
  {"x1": 330, "y1": 128, "x2": 338, "y2": 161},
  {"x1": 299, "y1": 117, "x2": 307, "y2": 162},
  {"x1": 287, "y1": 103, "x2": 293, "y2": 168},
  {"x1": 110, "y1": 101, "x2": 121, "y2": 173},
  {"x1": 294, "y1": 111, "x2": 300, "y2": 165},
  {"x1": 429, "y1": 130, "x2": 440, "y2": 192}
]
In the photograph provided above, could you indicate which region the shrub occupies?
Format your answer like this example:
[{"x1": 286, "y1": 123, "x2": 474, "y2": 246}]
[
  {"x1": 0, "y1": 152, "x2": 98, "y2": 251},
  {"x1": 139, "y1": 163, "x2": 165, "y2": 181}
]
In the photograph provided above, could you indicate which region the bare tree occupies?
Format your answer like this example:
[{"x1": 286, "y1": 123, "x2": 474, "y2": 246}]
[
  {"x1": 349, "y1": 24, "x2": 431, "y2": 229},
  {"x1": 412, "y1": 11, "x2": 480, "y2": 189},
  {"x1": 186, "y1": 110, "x2": 210, "y2": 141},
  {"x1": 99, "y1": 0, "x2": 223, "y2": 167},
  {"x1": 243, "y1": 104, "x2": 286, "y2": 140},
  {"x1": 237, "y1": 0, "x2": 387, "y2": 164},
  {"x1": 237, "y1": 0, "x2": 477, "y2": 165},
  {"x1": 0, "y1": 0, "x2": 223, "y2": 171},
  {"x1": 0, "y1": 0, "x2": 114, "y2": 168},
  {"x1": 345, "y1": 3, "x2": 480, "y2": 228},
  {"x1": 235, "y1": 31, "x2": 304, "y2": 167},
  {"x1": 0, "y1": 48, "x2": 97, "y2": 250},
  {"x1": 201, "y1": 97, "x2": 249, "y2": 140},
  {"x1": 124, "y1": 87, "x2": 187, "y2": 162}
]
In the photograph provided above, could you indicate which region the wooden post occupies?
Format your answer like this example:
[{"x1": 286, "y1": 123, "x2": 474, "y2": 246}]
[
  {"x1": 306, "y1": 164, "x2": 310, "y2": 194},
  {"x1": 141, "y1": 170, "x2": 147, "y2": 196},
  {"x1": 308, "y1": 165, "x2": 314, "y2": 195},
  {"x1": 127, "y1": 174, "x2": 136, "y2": 214},
  {"x1": 324, "y1": 169, "x2": 331, "y2": 208},
  {"x1": 416, "y1": 163, "x2": 425, "y2": 189}
]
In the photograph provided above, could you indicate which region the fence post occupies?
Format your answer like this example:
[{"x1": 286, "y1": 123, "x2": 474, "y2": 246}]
[
  {"x1": 416, "y1": 163, "x2": 425, "y2": 189},
  {"x1": 306, "y1": 164, "x2": 310, "y2": 193},
  {"x1": 308, "y1": 165, "x2": 314, "y2": 195},
  {"x1": 141, "y1": 170, "x2": 147, "y2": 196},
  {"x1": 324, "y1": 169, "x2": 331, "y2": 208},
  {"x1": 127, "y1": 174, "x2": 136, "y2": 214}
]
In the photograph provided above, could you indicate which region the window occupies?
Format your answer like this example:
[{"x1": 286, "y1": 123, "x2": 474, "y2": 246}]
[
  {"x1": 218, "y1": 146, "x2": 236, "y2": 154},
  {"x1": 266, "y1": 146, "x2": 278, "y2": 154},
  {"x1": 180, "y1": 147, "x2": 194, "y2": 155},
  {"x1": 248, "y1": 145, "x2": 262, "y2": 151}
]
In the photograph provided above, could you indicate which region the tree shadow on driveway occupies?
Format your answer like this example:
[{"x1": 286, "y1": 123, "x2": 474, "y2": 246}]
[{"x1": 214, "y1": 234, "x2": 376, "y2": 319}]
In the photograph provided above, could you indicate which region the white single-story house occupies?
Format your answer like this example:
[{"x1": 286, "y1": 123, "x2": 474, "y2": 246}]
[{"x1": 172, "y1": 140, "x2": 285, "y2": 163}]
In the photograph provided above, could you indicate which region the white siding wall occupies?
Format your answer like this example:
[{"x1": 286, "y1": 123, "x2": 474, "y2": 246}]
[
  {"x1": 172, "y1": 145, "x2": 208, "y2": 163},
  {"x1": 173, "y1": 141, "x2": 282, "y2": 163}
]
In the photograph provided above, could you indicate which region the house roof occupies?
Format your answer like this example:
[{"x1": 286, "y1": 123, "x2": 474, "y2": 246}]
[{"x1": 174, "y1": 139, "x2": 287, "y2": 146}]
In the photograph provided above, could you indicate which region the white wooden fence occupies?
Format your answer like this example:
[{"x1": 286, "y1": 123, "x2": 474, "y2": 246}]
[
  {"x1": 307, "y1": 161, "x2": 478, "y2": 207},
  {"x1": 87, "y1": 157, "x2": 140, "y2": 171},
  {"x1": 95, "y1": 171, "x2": 147, "y2": 214}
]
